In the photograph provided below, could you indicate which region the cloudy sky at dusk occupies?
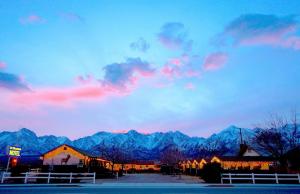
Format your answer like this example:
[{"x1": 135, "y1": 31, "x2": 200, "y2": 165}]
[{"x1": 0, "y1": 0, "x2": 300, "y2": 139}]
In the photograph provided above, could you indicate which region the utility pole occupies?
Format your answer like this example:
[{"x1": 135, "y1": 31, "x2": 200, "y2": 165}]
[
  {"x1": 6, "y1": 157, "x2": 11, "y2": 172},
  {"x1": 239, "y1": 128, "x2": 243, "y2": 145}
]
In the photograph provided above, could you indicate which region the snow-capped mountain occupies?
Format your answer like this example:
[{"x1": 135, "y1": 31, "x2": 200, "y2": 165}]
[
  {"x1": 0, "y1": 128, "x2": 72, "y2": 155},
  {"x1": 204, "y1": 125, "x2": 256, "y2": 155},
  {"x1": 0, "y1": 126, "x2": 253, "y2": 159}
]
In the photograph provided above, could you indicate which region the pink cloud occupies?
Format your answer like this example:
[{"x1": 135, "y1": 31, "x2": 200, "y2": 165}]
[
  {"x1": 160, "y1": 54, "x2": 202, "y2": 81},
  {"x1": 167, "y1": 54, "x2": 190, "y2": 67},
  {"x1": 76, "y1": 75, "x2": 95, "y2": 85},
  {"x1": 228, "y1": 28, "x2": 300, "y2": 51},
  {"x1": 161, "y1": 65, "x2": 181, "y2": 78},
  {"x1": 0, "y1": 61, "x2": 6, "y2": 69},
  {"x1": 134, "y1": 68, "x2": 155, "y2": 77},
  {"x1": 203, "y1": 52, "x2": 228, "y2": 71},
  {"x1": 185, "y1": 70, "x2": 201, "y2": 77},
  {"x1": 159, "y1": 64, "x2": 201, "y2": 83},
  {"x1": 231, "y1": 23, "x2": 297, "y2": 47},
  {"x1": 20, "y1": 15, "x2": 45, "y2": 24},
  {"x1": 185, "y1": 83, "x2": 195, "y2": 90},
  {"x1": 11, "y1": 83, "x2": 129, "y2": 108},
  {"x1": 278, "y1": 36, "x2": 300, "y2": 50},
  {"x1": 153, "y1": 81, "x2": 173, "y2": 89},
  {"x1": 169, "y1": 58, "x2": 181, "y2": 66},
  {"x1": 239, "y1": 34, "x2": 300, "y2": 50},
  {"x1": 4, "y1": 58, "x2": 156, "y2": 108},
  {"x1": 60, "y1": 12, "x2": 84, "y2": 22},
  {"x1": 218, "y1": 14, "x2": 300, "y2": 50}
]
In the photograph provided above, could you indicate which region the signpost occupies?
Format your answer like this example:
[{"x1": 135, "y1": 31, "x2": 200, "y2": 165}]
[{"x1": 6, "y1": 146, "x2": 21, "y2": 172}]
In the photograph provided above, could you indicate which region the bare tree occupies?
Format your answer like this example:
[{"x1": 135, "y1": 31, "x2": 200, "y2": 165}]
[
  {"x1": 253, "y1": 111, "x2": 299, "y2": 168},
  {"x1": 118, "y1": 149, "x2": 132, "y2": 173},
  {"x1": 288, "y1": 110, "x2": 299, "y2": 148},
  {"x1": 161, "y1": 147, "x2": 183, "y2": 165},
  {"x1": 160, "y1": 145, "x2": 184, "y2": 174},
  {"x1": 98, "y1": 143, "x2": 125, "y2": 174},
  {"x1": 254, "y1": 130, "x2": 286, "y2": 159}
]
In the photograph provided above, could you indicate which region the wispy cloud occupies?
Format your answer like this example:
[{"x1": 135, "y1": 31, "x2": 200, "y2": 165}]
[
  {"x1": 166, "y1": 54, "x2": 190, "y2": 67},
  {"x1": 130, "y1": 38, "x2": 150, "y2": 52},
  {"x1": 185, "y1": 82, "x2": 195, "y2": 90},
  {"x1": 11, "y1": 83, "x2": 126, "y2": 107},
  {"x1": 161, "y1": 65, "x2": 181, "y2": 78},
  {"x1": 103, "y1": 57, "x2": 155, "y2": 88},
  {"x1": 216, "y1": 14, "x2": 300, "y2": 50},
  {"x1": 203, "y1": 52, "x2": 228, "y2": 71},
  {"x1": 60, "y1": 12, "x2": 84, "y2": 22},
  {"x1": 160, "y1": 54, "x2": 201, "y2": 79},
  {"x1": 158, "y1": 22, "x2": 193, "y2": 50},
  {"x1": 76, "y1": 74, "x2": 95, "y2": 84},
  {"x1": 185, "y1": 70, "x2": 201, "y2": 77},
  {"x1": 0, "y1": 72, "x2": 30, "y2": 91},
  {"x1": 0, "y1": 61, "x2": 6, "y2": 69},
  {"x1": 20, "y1": 14, "x2": 46, "y2": 25},
  {"x1": 4, "y1": 58, "x2": 157, "y2": 108}
]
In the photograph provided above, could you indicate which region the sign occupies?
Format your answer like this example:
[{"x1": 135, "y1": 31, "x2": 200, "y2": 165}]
[{"x1": 7, "y1": 146, "x2": 21, "y2": 157}]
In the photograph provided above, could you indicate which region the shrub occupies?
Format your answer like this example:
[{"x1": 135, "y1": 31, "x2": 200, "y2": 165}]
[{"x1": 200, "y1": 162, "x2": 222, "y2": 183}]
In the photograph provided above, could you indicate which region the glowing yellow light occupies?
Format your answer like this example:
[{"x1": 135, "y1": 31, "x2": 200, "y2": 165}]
[{"x1": 8, "y1": 146, "x2": 21, "y2": 157}]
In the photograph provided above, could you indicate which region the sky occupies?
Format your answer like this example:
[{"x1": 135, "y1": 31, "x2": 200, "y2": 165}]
[{"x1": 0, "y1": 0, "x2": 300, "y2": 139}]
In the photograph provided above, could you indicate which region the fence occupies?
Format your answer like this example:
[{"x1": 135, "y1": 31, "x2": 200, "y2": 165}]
[
  {"x1": 1, "y1": 172, "x2": 96, "y2": 184},
  {"x1": 221, "y1": 173, "x2": 300, "y2": 184}
]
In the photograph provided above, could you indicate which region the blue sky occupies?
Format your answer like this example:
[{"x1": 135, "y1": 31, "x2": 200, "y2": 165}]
[{"x1": 0, "y1": 0, "x2": 300, "y2": 139}]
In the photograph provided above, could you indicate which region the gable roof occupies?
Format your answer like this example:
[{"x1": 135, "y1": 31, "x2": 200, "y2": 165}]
[
  {"x1": 42, "y1": 144, "x2": 98, "y2": 158},
  {"x1": 238, "y1": 144, "x2": 261, "y2": 157}
]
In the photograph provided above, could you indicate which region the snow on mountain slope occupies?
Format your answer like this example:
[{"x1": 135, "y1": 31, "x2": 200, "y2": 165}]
[
  {"x1": 0, "y1": 126, "x2": 253, "y2": 158},
  {"x1": 0, "y1": 128, "x2": 72, "y2": 155},
  {"x1": 204, "y1": 125, "x2": 255, "y2": 155}
]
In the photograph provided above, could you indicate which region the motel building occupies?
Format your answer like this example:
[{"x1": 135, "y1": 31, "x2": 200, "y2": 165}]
[
  {"x1": 106, "y1": 162, "x2": 161, "y2": 173},
  {"x1": 41, "y1": 144, "x2": 161, "y2": 173},
  {"x1": 41, "y1": 144, "x2": 109, "y2": 168},
  {"x1": 210, "y1": 155, "x2": 273, "y2": 170},
  {"x1": 123, "y1": 162, "x2": 161, "y2": 173},
  {"x1": 210, "y1": 144, "x2": 274, "y2": 171},
  {"x1": 180, "y1": 159, "x2": 207, "y2": 175},
  {"x1": 181, "y1": 144, "x2": 275, "y2": 175}
]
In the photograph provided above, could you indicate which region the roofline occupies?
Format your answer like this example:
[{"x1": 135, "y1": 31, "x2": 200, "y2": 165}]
[
  {"x1": 41, "y1": 144, "x2": 97, "y2": 158},
  {"x1": 181, "y1": 155, "x2": 275, "y2": 163},
  {"x1": 41, "y1": 144, "x2": 69, "y2": 156}
]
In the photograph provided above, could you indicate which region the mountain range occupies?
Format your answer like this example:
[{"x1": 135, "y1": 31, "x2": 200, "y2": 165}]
[{"x1": 0, "y1": 125, "x2": 256, "y2": 160}]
